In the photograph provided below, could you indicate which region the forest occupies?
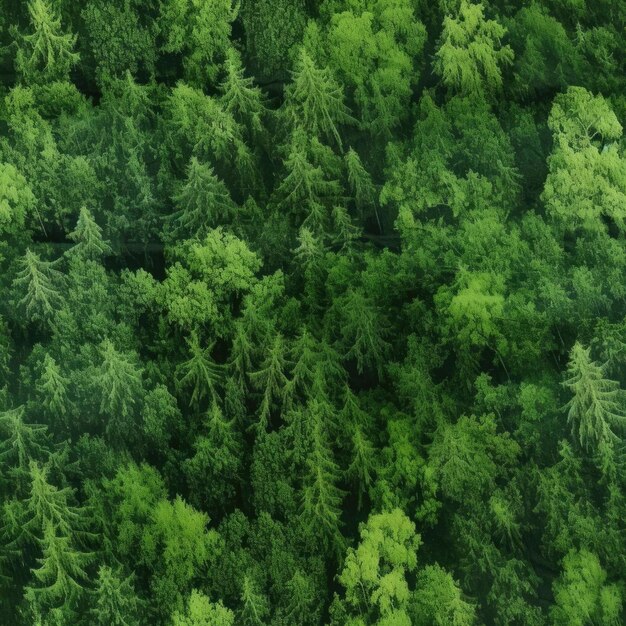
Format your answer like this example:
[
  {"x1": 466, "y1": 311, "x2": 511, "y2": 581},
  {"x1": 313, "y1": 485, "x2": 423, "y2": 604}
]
[{"x1": 0, "y1": 0, "x2": 625, "y2": 624}]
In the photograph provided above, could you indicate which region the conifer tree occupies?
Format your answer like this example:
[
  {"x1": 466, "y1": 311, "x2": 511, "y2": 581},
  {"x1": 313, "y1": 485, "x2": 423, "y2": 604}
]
[
  {"x1": 220, "y1": 48, "x2": 267, "y2": 135},
  {"x1": 176, "y1": 332, "x2": 223, "y2": 408},
  {"x1": 24, "y1": 522, "x2": 92, "y2": 614},
  {"x1": 93, "y1": 340, "x2": 143, "y2": 437},
  {"x1": 90, "y1": 566, "x2": 143, "y2": 626},
  {"x1": 284, "y1": 48, "x2": 353, "y2": 149},
  {"x1": 169, "y1": 157, "x2": 235, "y2": 240},
  {"x1": 249, "y1": 333, "x2": 289, "y2": 431},
  {"x1": 344, "y1": 148, "x2": 377, "y2": 218},
  {"x1": 0, "y1": 407, "x2": 49, "y2": 483},
  {"x1": 36, "y1": 355, "x2": 70, "y2": 420},
  {"x1": 239, "y1": 573, "x2": 269, "y2": 626},
  {"x1": 347, "y1": 426, "x2": 376, "y2": 510},
  {"x1": 563, "y1": 342, "x2": 626, "y2": 452},
  {"x1": 15, "y1": 0, "x2": 79, "y2": 83},
  {"x1": 67, "y1": 207, "x2": 112, "y2": 261},
  {"x1": 13, "y1": 250, "x2": 65, "y2": 324},
  {"x1": 300, "y1": 399, "x2": 345, "y2": 552}
]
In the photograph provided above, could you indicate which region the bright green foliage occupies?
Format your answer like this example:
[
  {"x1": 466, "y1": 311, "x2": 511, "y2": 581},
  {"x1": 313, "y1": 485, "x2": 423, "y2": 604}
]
[
  {"x1": 12, "y1": 250, "x2": 64, "y2": 323},
  {"x1": 563, "y1": 342, "x2": 625, "y2": 452},
  {"x1": 90, "y1": 566, "x2": 143, "y2": 626},
  {"x1": 344, "y1": 148, "x2": 377, "y2": 215},
  {"x1": 284, "y1": 48, "x2": 353, "y2": 148},
  {"x1": 543, "y1": 87, "x2": 626, "y2": 234},
  {"x1": 335, "y1": 509, "x2": 421, "y2": 625},
  {"x1": 159, "y1": 0, "x2": 237, "y2": 84},
  {"x1": 412, "y1": 564, "x2": 477, "y2": 626},
  {"x1": 347, "y1": 425, "x2": 377, "y2": 509},
  {"x1": 168, "y1": 158, "x2": 235, "y2": 240},
  {"x1": 319, "y1": 0, "x2": 427, "y2": 134},
  {"x1": 551, "y1": 550, "x2": 623, "y2": 626},
  {"x1": 434, "y1": 1, "x2": 513, "y2": 97},
  {"x1": 0, "y1": 162, "x2": 35, "y2": 240},
  {"x1": 67, "y1": 207, "x2": 112, "y2": 261},
  {"x1": 15, "y1": 0, "x2": 79, "y2": 83},
  {"x1": 173, "y1": 590, "x2": 235, "y2": 626},
  {"x1": 141, "y1": 496, "x2": 220, "y2": 612}
]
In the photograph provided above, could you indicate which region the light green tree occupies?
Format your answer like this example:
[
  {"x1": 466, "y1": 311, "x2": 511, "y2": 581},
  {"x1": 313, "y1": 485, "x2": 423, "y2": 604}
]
[
  {"x1": 90, "y1": 566, "x2": 143, "y2": 626},
  {"x1": 173, "y1": 590, "x2": 235, "y2": 626},
  {"x1": 176, "y1": 332, "x2": 223, "y2": 408},
  {"x1": 15, "y1": 0, "x2": 79, "y2": 83},
  {"x1": 66, "y1": 207, "x2": 112, "y2": 261},
  {"x1": 37, "y1": 354, "x2": 71, "y2": 419},
  {"x1": 434, "y1": 1, "x2": 513, "y2": 97},
  {"x1": 563, "y1": 342, "x2": 626, "y2": 452}
]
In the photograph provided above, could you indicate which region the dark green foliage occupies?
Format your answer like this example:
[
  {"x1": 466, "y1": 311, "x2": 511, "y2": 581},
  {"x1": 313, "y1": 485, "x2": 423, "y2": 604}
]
[{"x1": 0, "y1": 1, "x2": 625, "y2": 624}]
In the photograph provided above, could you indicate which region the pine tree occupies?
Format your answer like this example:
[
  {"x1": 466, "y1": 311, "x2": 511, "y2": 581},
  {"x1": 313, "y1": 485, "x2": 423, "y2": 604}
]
[
  {"x1": 239, "y1": 574, "x2": 269, "y2": 626},
  {"x1": 22, "y1": 461, "x2": 85, "y2": 542},
  {"x1": 15, "y1": 0, "x2": 80, "y2": 83},
  {"x1": 0, "y1": 407, "x2": 50, "y2": 483},
  {"x1": 220, "y1": 48, "x2": 267, "y2": 135},
  {"x1": 37, "y1": 354, "x2": 71, "y2": 419},
  {"x1": 300, "y1": 399, "x2": 345, "y2": 552},
  {"x1": 169, "y1": 157, "x2": 235, "y2": 240},
  {"x1": 249, "y1": 333, "x2": 289, "y2": 431},
  {"x1": 93, "y1": 340, "x2": 143, "y2": 436},
  {"x1": 176, "y1": 332, "x2": 223, "y2": 408},
  {"x1": 284, "y1": 327, "x2": 319, "y2": 406},
  {"x1": 67, "y1": 207, "x2": 112, "y2": 261},
  {"x1": 13, "y1": 249, "x2": 65, "y2": 323},
  {"x1": 90, "y1": 565, "x2": 143, "y2": 626},
  {"x1": 24, "y1": 522, "x2": 92, "y2": 614},
  {"x1": 284, "y1": 48, "x2": 353, "y2": 149},
  {"x1": 282, "y1": 571, "x2": 317, "y2": 625},
  {"x1": 563, "y1": 342, "x2": 626, "y2": 452},
  {"x1": 347, "y1": 426, "x2": 376, "y2": 510},
  {"x1": 344, "y1": 148, "x2": 377, "y2": 213}
]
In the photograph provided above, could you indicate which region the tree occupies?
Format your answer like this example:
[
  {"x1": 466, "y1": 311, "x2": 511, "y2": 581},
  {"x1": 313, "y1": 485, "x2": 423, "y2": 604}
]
[
  {"x1": 0, "y1": 162, "x2": 35, "y2": 242},
  {"x1": 347, "y1": 425, "x2": 377, "y2": 510},
  {"x1": 36, "y1": 354, "x2": 71, "y2": 420},
  {"x1": 12, "y1": 249, "x2": 65, "y2": 324},
  {"x1": 284, "y1": 48, "x2": 353, "y2": 148},
  {"x1": 220, "y1": 48, "x2": 267, "y2": 136},
  {"x1": 168, "y1": 157, "x2": 235, "y2": 240},
  {"x1": 66, "y1": 207, "x2": 112, "y2": 261},
  {"x1": 563, "y1": 342, "x2": 626, "y2": 452},
  {"x1": 434, "y1": 1, "x2": 513, "y2": 97},
  {"x1": 412, "y1": 564, "x2": 477, "y2": 626},
  {"x1": 334, "y1": 509, "x2": 421, "y2": 625},
  {"x1": 14, "y1": 0, "x2": 79, "y2": 83},
  {"x1": 344, "y1": 148, "x2": 377, "y2": 219},
  {"x1": 90, "y1": 566, "x2": 143, "y2": 626},
  {"x1": 543, "y1": 87, "x2": 626, "y2": 234},
  {"x1": 249, "y1": 333, "x2": 289, "y2": 430},
  {"x1": 239, "y1": 573, "x2": 269, "y2": 626},
  {"x1": 92, "y1": 340, "x2": 143, "y2": 439},
  {"x1": 335, "y1": 288, "x2": 391, "y2": 377},
  {"x1": 551, "y1": 550, "x2": 622, "y2": 626},
  {"x1": 176, "y1": 332, "x2": 223, "y2": 408},
  {"x1": 172, "y1": 590, "x2": 235, "y2": 626},
  {"x1": 24, "y1": 522, "x2": 92, "y2": 614}
]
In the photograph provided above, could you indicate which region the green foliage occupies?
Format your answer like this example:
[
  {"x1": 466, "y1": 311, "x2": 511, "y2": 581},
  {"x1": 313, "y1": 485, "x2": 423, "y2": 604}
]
[{"x1": 434, "y1": 1, "x2": 513, "y2": 97}]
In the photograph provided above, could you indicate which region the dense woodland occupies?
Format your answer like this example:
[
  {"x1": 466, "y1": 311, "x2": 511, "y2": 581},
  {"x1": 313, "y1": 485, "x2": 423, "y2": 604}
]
[{"x1": 0, "y1": 0, "x2": 625, "y2": 624}]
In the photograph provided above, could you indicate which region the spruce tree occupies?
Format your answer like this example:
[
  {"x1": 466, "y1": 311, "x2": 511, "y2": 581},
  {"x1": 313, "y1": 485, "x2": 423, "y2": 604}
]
[
  {"x1": 67, "y1": 207, "x2": 112, "y2": 261},
  {"x1": 176, "y1": 332, "x2": 223, "y2": 408}
]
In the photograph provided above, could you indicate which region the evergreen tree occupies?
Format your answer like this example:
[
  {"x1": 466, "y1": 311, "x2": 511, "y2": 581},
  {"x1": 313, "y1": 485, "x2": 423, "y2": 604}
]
[
  {"x1": 12, "y1": 250, "x2": 65, "y2": 324},
  {"x1": 90, "y1": 566, "x2": 143, "y2": 626},
  {"x1": 176, "y1": 332, "x2": 223, "y2": 408},
  {"x1": 15, "y1": 0, "x2": 79, "y2": 83},
  {"x1": 563, "y1": 342, "x2": 626, "y2": 452},
  {"x1": 239, "y1": 573, "x2": 269, "y2": 626},
  {"x1": 249, "y1": 333, "x2": 289, "y2": 431},
  {"x1": 36, "y1": 354, "x2": 71, "y2": 420},
  {"x1": 169, "y1": 157, "x2": 235, "y2": 240},
  {"x1": 66, "y1": 207, "x2": 112, "y2": 261},
  {"x1": 284, "y1": 48, "x2": 353, "y2": 149}
]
